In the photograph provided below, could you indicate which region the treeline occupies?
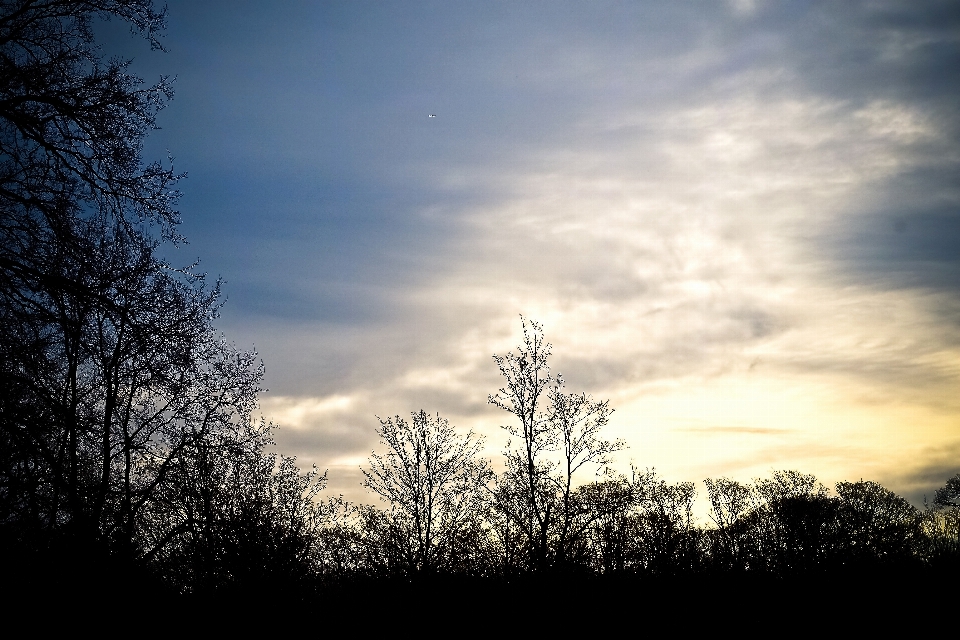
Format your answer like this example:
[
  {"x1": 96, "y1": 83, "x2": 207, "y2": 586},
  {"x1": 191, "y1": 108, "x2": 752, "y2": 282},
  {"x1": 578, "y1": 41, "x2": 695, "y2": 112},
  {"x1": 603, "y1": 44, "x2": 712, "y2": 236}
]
[
  {"x1": 1, "y1": 1, "x2": 958, "y2": 607},
  {"x1": 312, "y1": 322, "x2": 960, "y2": 590},
  {"x1": 0, "y1": 0, "x2": 325, "y2": 601},
  {"x1": 317, "y1": 467, "x2": 960, "y2": 584}
]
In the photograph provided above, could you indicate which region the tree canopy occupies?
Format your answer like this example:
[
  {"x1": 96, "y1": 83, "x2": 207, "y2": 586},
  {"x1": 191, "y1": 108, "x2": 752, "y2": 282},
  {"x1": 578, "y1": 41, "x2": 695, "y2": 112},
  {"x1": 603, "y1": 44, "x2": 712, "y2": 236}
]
[{"x1": 0, "y1": 2, "x2": 323, "y2": 598}]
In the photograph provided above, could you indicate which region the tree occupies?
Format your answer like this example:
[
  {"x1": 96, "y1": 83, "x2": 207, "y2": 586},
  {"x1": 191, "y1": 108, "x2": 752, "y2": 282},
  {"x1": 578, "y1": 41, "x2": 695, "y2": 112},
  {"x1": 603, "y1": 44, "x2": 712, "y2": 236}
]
[
  {"x1": 488, "y1": 317, "x2": 623, "y2": 571},
  {"x1": 834, "y1": 480, "x2": 921, "y2": 566},
  {"x1": 703, "y1": 476, "x2": 760, "y2": 571},
  {"x1": 922, "y1": 473, "x2": 960, "y2": 564},
  {"x1": 628, "y1": 470, "x2": 699, "y2": 575},
  {"x1": 756, "y1": 472, "x2": 836, "y2": 575},
  {"x1": 0, "y1": 1, "x2": 178, "y2": 308},
  {"x1": 577, "y1": 475, "x2": 638, "y2": 574},
  {"x1": 146, "y1": 418, "x2": 327, "y2": 598},
  {"x1": 934, "y1": 473, "x2": 960, "y2": 509},
  {"x1": 362, "y1": 410, "x2": 491, "y2": 576},
  {"x1": 0, "y1": 2, "x2": 291, "y2": 597},
  {"x1": 1, "y1": 0, "x2": 174, "y2": 528},
  {"x1": 0, "y1": 1, "x2": 176, "y2": 231},
  {"x1": 577, "y1": 469, "x2": 699, "y2": 577},
  {"x1": 704, "y1": 471, "x2": 834, "y2": 575}
]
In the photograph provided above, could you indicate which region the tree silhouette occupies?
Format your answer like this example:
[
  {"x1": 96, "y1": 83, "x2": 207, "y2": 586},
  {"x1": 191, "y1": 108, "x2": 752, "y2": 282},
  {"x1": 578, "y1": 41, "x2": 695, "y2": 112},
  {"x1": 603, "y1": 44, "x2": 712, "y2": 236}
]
[
  {"x1": 834, "y1": 480, "x2": 921, "y2": 567},
  {"x1": 1, "y1": 0, "x2": 178, "y2": 551},
  {"x1": 146, "y1": 419, "x2": 326, "y2": 598},
  {"x1": 934, "y1": 473, "x2": 960, "y2": 509},
  {"x1": 0, "y1": 3, "x2": 305, "y2": 599},
  {"x1": 923, "y1": 473, "x2": 960, "y2": 565},
  {"x1": 362, "y1": 410, "x2": 491, "y2": 576},
  {"x1": 488, "y1": 318, "x2": 623, "y2": 571}
]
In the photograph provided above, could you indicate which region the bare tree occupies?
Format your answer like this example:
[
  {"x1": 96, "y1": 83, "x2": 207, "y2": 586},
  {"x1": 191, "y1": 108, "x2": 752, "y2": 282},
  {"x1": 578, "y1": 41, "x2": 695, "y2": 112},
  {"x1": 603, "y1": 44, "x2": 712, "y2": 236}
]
[
  {"x1": 703, "y1": 477, "x2": 762, "y2": 571},
  {"x1": 362, "y1": 410, "x2": 491, "y2": 575},
  {"x1": 0, "y1": 0, "x2": 183, "y2": 552},
  {"x1": 0, "y1": 3, "x2": 303, "y2": 595},
  {"x1": 488, "y1": 317, "x2": 623, "y2": 570},
  {"x1": 146, "y1": 418, "x2": 327, "y2": 597}
]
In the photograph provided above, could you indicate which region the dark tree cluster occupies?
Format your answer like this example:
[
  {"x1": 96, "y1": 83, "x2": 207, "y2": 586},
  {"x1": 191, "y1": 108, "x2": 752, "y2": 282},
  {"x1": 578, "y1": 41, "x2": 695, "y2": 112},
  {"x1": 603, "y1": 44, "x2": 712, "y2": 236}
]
[
  {"x1": 2, "y1": 1, "x2": 958, "y2": 610},
  {"x1": 0, "y1": 1, "x2": 323, "y2": 602}
]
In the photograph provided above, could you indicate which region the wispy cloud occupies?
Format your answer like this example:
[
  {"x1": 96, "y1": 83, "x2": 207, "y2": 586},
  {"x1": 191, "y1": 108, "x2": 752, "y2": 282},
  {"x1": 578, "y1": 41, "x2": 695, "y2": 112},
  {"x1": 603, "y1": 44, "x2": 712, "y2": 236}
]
[{"x1": 126, "y1": 1, "x2": 960, "y2": 506}]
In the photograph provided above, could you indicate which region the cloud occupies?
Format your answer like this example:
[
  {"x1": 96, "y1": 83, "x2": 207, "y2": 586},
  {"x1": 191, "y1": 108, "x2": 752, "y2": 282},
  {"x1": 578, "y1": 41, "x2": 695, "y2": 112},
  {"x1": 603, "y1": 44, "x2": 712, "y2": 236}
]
[
  {"x1": 677, "y1": 427, "x2": 788, "y2": 435},
  {"x1": 129, "y1": 1, "x2": 960, "y2": 507},
  {"x1": 879, "y1": 440, "x2": 960, "y2": 507},
  {"x1": 253, "y1": 84, "x2": 960, "y2": 504}
]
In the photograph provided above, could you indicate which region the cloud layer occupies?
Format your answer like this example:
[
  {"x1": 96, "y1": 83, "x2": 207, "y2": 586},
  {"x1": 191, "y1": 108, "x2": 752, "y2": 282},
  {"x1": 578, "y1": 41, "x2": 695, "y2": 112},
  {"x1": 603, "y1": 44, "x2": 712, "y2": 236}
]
[{"x1": 108, "y1": 1, "x2": 960, "y2": 508}]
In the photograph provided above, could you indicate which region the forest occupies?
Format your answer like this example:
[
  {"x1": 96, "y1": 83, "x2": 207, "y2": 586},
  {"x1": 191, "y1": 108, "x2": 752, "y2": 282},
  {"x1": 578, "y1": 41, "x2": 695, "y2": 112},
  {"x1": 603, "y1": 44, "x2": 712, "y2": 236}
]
[{"x1": 1, "y1": 1, "x2": 958, "y2": 611}]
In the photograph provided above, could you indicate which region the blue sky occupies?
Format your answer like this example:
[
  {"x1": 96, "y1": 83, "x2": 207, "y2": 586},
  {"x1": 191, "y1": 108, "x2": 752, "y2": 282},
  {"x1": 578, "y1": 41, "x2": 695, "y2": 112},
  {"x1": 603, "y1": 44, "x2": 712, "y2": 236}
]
[{"x1": 104, "y1": 0, "x2": 960, "y2": 506}]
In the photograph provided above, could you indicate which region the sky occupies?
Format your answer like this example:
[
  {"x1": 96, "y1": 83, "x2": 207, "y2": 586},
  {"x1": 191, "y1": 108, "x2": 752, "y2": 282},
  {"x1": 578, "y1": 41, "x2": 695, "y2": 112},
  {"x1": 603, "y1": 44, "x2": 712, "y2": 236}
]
[{"x1": 102, "y1": 0, "x2": 960, "y2": 509}]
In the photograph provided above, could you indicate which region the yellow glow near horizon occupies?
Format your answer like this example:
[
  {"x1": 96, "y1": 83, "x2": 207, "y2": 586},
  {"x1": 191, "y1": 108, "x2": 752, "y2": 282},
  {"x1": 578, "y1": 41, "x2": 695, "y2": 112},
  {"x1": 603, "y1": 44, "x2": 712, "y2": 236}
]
[
  {"x1": 255, "y1": 92, "x2": 959, "y2": 512},
  {"x1": 263, "y1": 345, "x2": 960, "y2": 511},
  {"x1": 606, "y1": 371, "x2": 960, "y2": 488}
]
